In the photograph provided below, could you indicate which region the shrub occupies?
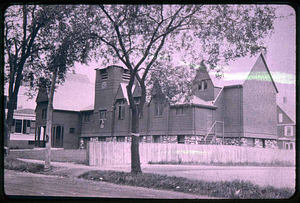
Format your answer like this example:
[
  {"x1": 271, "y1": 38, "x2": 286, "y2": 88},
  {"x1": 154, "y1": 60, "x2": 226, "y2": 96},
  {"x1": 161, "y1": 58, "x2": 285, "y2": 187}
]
[{"x1": 4, "y1": 157, "x2": 44, "y2": 173}]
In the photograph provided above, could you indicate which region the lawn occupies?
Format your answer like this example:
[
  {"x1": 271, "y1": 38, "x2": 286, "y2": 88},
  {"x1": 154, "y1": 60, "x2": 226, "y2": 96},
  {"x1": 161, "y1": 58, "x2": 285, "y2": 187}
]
[
  {"x1": 78, "y1": 170, "x2": 295, "y2": 199},
  {"x1": 4, "y1": 157, "x2": 295, "y2": 199},
  {"x1": 9, "y1": 149, "x2": 88, "y2": 164}
]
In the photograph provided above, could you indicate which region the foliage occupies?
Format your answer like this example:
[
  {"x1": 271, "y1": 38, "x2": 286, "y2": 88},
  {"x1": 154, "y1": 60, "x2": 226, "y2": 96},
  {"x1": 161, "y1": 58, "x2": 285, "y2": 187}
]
[
  {"x1": 76, "y1": 5, "x2": 276, "y2": 104},
  {"x1": 4, "y1": 5, "x2": 95, "y2": 97},
  {"x1": 72, "y1": 4, "x2": 276, "y2": 173},
  {"x1": 79, "y1": 170, "x2": 294, "y2": 199}
]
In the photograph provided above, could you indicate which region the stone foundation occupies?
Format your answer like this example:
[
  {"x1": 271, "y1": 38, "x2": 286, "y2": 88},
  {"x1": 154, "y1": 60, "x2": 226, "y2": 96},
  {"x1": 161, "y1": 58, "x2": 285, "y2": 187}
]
[
  {"x1": 264, "y1": 139, "x2": 278, "y2": 149},
  {"x1": 254, "y1": 138, "x2": 263, "y2": 148},
  {"x1": 162, "y1": 135, "x2": 177, "y2": 143},
  {"x1": 185, "y1": 135, "x2": 197, "y2": 144},
  {"x1": 224, "y1": 138, "x2": 240, "y2": 146},
  {"x1": 240, "y1": 138, "x2": 248, "y2": 147},
  {"x1": 87, "y1": 135, "x2": 278, "y2": 149},
  {"x1": 215, "y1": 138, "x2": 223, "y2": 145}
]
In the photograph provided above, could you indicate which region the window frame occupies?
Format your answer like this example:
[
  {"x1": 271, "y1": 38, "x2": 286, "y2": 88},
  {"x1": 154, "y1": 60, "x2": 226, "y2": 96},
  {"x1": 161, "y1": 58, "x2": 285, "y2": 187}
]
[
  {"x1": 289, "y1": 142, "x2": 295, "y2": 150},
  {"x1": 30, "y1": 120, "x2": 36, "y2": 134},
  {"x1": 154, "y1": 101, "x2": 163, "y2": 117},
  {"x1": 278, "y1": 113, "x2": 283, "y2": 123},
  {"x1": 69, "y1": 128, "x2": 75, "y2": 134},
  {"x1": 15, "y1": 119, "x2": 22, "y2": 133},
  {"x1": 284, "y1": 126, "x2": 293, "y2": 136},
  {"x1": 83, "y1": 113, "x2": 91, "y2": 123},
  {"x1": 285, "y1": 143, "x2": 289, "y2": 150},
  {"x1": 118, "y1": 100, "x2": 125, "y2": 120},
  {"x1": 42, "y1": 108, "x2": 47, "y2": 120},
  {"x1": 99, "y1": 110, "x2": 107, "y2": 120},
  {"x1": 198, "y1": 80, "x2": 208, "y2": 91},
  {"x1": 175, "y1": 106, "x2": 185, "y2": 116}
]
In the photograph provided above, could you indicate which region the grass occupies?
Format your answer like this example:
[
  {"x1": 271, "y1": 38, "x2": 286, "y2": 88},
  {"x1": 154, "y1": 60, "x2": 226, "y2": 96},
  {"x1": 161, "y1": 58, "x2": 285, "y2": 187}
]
[
  {"x1": 148, "y1": 160, "x2": 295, "y2": 167},
  {"x1": 5, "y1": 156, "x2": 294, "y2": 199},
  {"x1": 4, "y1": 157, "x2": 44, "y2": 173},
  {"x1": 78, "y1": 170, "x2": 295, "y2": 199},
  {"x1": 9, "y1": 149, "x2": 88, "y2": 165}
]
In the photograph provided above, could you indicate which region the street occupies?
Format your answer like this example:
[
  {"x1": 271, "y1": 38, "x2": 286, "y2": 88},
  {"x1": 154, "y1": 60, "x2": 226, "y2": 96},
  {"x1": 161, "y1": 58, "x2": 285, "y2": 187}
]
[{"x1": 4, "y1": 170, "x2": 214, "y2": 199}]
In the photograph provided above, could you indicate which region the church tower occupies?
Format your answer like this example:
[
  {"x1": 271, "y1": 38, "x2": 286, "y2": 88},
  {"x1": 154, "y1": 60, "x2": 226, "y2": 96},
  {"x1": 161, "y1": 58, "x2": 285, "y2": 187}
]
[
  {"x1": 94, "y1": 65, "x2": 130, "y2": 111},
  {"x1": 93, "y1": 65, "x2": 130, "y2": 135}
]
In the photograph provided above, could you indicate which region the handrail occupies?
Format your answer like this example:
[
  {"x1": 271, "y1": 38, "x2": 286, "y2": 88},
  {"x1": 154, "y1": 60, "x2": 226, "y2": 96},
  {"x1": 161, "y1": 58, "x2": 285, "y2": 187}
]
[{"x1": 204, "y1": 121, "x2": 224, "y2": 144}]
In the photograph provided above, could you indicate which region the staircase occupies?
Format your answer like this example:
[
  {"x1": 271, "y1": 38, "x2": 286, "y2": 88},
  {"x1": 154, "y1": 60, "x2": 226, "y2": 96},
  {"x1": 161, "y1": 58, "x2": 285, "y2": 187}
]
[
  {"x1": 199, "y1": 121, "x2": 224, "y2": 145},
  {"x1": 199, "y1": 133, "x2": 215, "y2": 145}
]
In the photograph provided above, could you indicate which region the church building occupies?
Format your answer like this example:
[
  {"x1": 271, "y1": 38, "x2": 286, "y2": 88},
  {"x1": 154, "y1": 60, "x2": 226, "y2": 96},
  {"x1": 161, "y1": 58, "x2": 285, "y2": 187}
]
[{"x1": 35, "y1": 54, "x2": 281, "y2": 149}]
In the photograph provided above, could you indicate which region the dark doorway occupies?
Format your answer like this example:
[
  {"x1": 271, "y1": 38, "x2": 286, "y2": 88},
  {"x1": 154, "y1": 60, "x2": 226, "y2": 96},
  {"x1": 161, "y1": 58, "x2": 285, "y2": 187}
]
[
  {"x1": 35, "y1": 126, "x2": 46, "y2": 147},
  {"x1": 52, "y1": 126, "x2": 64, "y2": 148}
]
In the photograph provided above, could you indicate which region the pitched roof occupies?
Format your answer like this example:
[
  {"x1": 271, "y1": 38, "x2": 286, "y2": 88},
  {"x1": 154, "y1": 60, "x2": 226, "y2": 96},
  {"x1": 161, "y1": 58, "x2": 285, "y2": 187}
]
[
  {"x1": 209, "y1": 54, "x2": 278, "y2": 93},
  {"x1": 95, "y1": 64, "x2": 128, "y2": 70},
  {"x1": 52, "y1": 73, "x2": 94, "y2": 111},
  {"x1": 80, "y1": 104, "x2": 94, "y2": 111},
  {"x1": 133, "y1": 84, "x2": 142, "y2": 97},
  {"x1": 277, "y1": 104, "x2": 295, "y2": 123},
  {"x1": 115, "y1": 83, "x2": 135, "y2": 104},
  {"x1": 14, "y1": 108, "x2": 35, "y2": 115}
]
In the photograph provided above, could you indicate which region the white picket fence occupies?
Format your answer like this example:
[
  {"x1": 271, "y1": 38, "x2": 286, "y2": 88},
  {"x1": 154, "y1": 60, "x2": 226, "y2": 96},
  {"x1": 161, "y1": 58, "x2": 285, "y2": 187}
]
[{"x1": 87, "y1": 142, "x2": 295, "y2": 166}]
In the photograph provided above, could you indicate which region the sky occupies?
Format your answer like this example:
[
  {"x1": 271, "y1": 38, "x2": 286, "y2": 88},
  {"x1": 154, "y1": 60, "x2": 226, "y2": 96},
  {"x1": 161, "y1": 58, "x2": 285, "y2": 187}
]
[{"x1": 74, "y1": 5, "x2": 296, "y2": 120}]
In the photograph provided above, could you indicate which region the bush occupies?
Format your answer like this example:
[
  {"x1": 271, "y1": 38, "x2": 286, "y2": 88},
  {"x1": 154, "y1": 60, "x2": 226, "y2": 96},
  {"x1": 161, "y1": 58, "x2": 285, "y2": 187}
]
[
  {"x1": 78, "y1": 170, "x2": 295, "y2": 199},
  {"x1": 4, "y1": 157, "x2": 44, "y2": 173}
]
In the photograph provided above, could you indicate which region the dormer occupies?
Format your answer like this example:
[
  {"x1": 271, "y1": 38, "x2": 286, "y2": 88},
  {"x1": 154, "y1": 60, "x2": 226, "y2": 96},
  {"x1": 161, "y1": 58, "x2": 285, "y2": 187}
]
[{"x1": 192, "y1": 65, "x2": 215, "y2": 101}]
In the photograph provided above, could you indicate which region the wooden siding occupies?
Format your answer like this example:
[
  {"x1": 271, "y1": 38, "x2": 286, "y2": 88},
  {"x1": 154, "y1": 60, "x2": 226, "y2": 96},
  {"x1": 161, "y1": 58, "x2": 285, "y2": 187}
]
[
  {"x1": 193, "y1": 79, "x2": 215, "y2": 101},
  {"x1": 52, "y1": 111, "x2": 81, "y2": 149},
  {"x1": 147, "y1": 98, "x2": 169, "y2": 135},
  {"x1": 194, "y1": 107, "x2": 211, "y2": 135},
  {"x1": 223, "y1": 87, "x2": 243, "y2": 137},
  {"x1": 243, "y1": 55, "x2": 277, "y2": 139},
  {"x1": 88, "y1": 142, "x2": 295, "y2": 166},
  {"x1": 168, "y1": 106, "x2": 193, "y2": 135}
]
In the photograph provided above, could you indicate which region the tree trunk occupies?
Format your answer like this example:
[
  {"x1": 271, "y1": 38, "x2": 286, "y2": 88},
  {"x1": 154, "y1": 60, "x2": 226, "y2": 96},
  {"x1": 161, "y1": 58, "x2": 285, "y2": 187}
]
[
  {"x1": 4, "y1": 91, "x2": 19, "y2": 156},
  {"x1": 44, "y1": 69, "x2": 57, "y2": 170},
  {"x1": 4, "y1": 113, "x2": 12, "y2": 156},
  {"x1": 130, "y1": 107, "x2": 142, "y2": 174}
]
